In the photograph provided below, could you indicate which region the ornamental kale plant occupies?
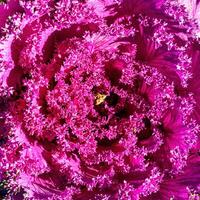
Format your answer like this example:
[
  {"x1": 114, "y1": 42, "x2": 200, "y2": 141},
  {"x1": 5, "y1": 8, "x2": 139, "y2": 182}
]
[{"x1": 0, "y1": 0, "x2": 200, "y2": 199}]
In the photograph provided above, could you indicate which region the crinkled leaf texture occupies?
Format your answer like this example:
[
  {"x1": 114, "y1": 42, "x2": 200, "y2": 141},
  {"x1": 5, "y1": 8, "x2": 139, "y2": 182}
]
[{"x1": 0, "y1": 0, "x2": 200, "y2": 200}]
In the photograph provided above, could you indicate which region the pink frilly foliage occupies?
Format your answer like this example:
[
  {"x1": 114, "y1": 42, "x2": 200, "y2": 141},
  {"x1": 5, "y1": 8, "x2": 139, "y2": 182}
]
[{"x1": 0, "y1": 0, "x2": 200, "y2": 199}]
